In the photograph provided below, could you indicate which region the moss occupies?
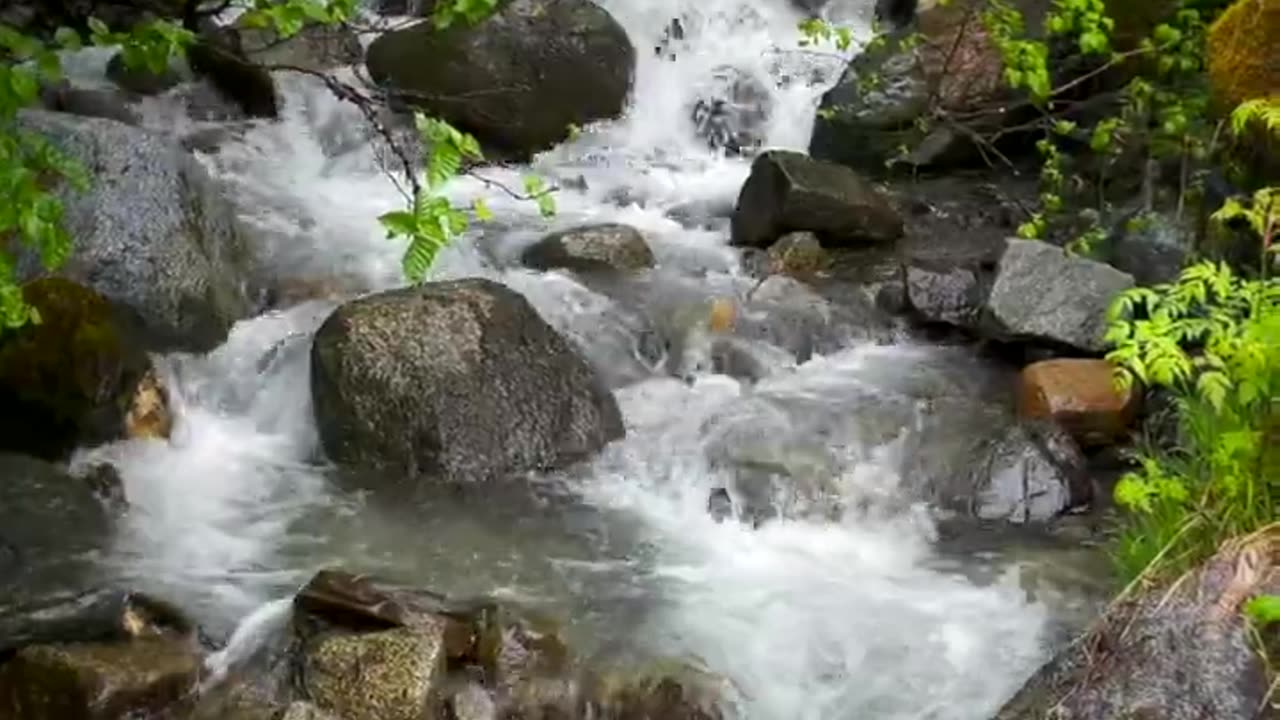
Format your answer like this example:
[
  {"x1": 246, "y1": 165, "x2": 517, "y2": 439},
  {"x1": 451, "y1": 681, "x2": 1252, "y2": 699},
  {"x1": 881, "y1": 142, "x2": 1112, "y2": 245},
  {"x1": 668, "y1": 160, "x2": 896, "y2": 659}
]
[
  {"x1": 1207, "y1": 0, "x2": 1280, "y2": 109},
  {"x1": 0, "y1": 278, "x2": 147, "y2": 460}
]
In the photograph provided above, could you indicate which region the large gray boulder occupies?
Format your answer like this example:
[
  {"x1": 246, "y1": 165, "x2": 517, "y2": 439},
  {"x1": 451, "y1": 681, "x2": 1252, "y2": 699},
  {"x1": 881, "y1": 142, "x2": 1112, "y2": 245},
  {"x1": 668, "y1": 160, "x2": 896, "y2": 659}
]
[
  {"x1": 996, "y1": 531, "x2": 1279, "y2": 719},
  {"x1": 983, "y1": 239, "x2": 1134, "y2": 352},
  {"x1": 900, "y1": 237, "x2": 1134, "y2": 353},
  {"x1": 730, "y1": 150, "x2": 904, "y2": 249},
  {"x1": 310, "y1": 279, "x2": 624, "y2": 483},
  {"x1": 365, "y1": 0, "x2": 635, "y2": 157},
  {"x1": 15, "y1": 110, "x2": 255, "y2": 352}
]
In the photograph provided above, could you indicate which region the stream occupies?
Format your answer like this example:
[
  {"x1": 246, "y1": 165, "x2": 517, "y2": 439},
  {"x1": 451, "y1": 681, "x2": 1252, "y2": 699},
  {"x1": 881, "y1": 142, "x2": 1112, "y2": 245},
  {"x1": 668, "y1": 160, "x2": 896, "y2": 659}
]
[{"x1": 63, "y1": 0, "x2": 1113, "y2": 717}]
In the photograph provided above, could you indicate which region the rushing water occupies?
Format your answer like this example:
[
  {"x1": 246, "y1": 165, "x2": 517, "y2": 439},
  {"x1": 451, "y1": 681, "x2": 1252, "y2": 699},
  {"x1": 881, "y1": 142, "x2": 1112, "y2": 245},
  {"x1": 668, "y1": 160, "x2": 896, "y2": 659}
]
[{"x1": 62, "y1": 0, "x2": 1112, "y2": 717}]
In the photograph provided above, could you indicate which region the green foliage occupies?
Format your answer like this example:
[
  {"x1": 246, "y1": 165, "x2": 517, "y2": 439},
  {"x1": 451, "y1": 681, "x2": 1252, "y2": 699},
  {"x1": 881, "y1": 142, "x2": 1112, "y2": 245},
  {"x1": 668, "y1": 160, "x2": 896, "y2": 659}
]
[
  {"x1": 797, "y1": 17, "x2": 856, "y2": 52},
  {"x1": 431, "y1": 0, "x2": 502, "y2": 29},
  {"x1": 239, "y1": 0, "x2": 359, "y2": 37},
  {"x1": 1232, "y1": 98, "x2": 1280, "y2": 137},
  {"x1": 984, "y1": 0, "x2": 1051, "y2": 102},
  {"x1": 1105, "y1": 260, "x2": 1279, "y2": 580},
  {"x1": 1246, "y1": 594, "x2": 1280, "y2": 628},
  {"x1": 378, "y1": 114, "x2": 557, "y2": 282}
]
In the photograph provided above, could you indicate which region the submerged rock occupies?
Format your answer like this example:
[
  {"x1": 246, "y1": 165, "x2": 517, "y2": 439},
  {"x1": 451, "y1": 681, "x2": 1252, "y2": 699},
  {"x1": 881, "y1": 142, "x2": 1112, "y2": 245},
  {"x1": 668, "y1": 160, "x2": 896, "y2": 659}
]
[
  {"x1": 15, "y1": 110, "x2": 255, "y2": 352},
  {"x1": 523, "y1": 223, "x2": 656, "y2": 274},
  {"x1": 365, "y1": 0, "x2": 635, "y2": 156},
  {"x1": 730, "y1": 150, "x2": 904, "y2": 249},
  {"x1": 688, "y1": 65, "x2": 773, "y2": 155},
  {"x1": 585, "y1": 663, "x2": 728, "y2": 720},
  {"x1": 311, "y1": 279, "x2": 624, "y2": 483},
  {"x1": 996, "y1": 529, "x2": 1280, "y2": 719},
  {"x1": 1017, "y1": 359, "x2": 1139, "y2": 447},
  {"x1": 0, "y1": 279, "x2": 154, "y2": 460}
]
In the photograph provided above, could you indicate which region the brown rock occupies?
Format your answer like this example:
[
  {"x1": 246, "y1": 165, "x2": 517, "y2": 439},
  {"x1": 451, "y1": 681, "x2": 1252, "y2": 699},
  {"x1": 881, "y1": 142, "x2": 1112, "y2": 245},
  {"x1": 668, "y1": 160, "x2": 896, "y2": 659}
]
[
  {"x1": 765, "y1": 231, "x2": 832, "y2": 280},
  {"x1": 1017, "y1": 359, "x2": 1138, "y2": 446},
  {"x1": 126, "y1": 368, "x2": 171, "y2": 440},
  {"x1": 299, "y1": 626, "x2": 447, "y2": 720},
  {"x1": 0, "y1": 637, "x2": 201, "y2": 720}
]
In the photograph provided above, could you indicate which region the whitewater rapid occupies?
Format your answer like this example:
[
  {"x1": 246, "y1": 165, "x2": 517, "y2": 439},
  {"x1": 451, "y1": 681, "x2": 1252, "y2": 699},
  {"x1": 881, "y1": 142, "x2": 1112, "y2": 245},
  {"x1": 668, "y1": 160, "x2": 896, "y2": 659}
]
[{"x1": 65, "y1": 0, "x2": 1106, "y2": 717}]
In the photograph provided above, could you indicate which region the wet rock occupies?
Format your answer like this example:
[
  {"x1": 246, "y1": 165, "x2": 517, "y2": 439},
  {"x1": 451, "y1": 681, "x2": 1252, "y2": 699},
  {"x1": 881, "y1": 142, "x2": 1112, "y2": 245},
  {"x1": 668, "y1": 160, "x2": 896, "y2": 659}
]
[
  {"x1": 233, "y1": 20, "x2": 362, "y2": 73},
  {"x1": 298, "y1": 626, "x2": 447, "y2": 720},
  {"x1": 77, "y1": 463, "x2": 128, "y2": 510},
  {"x1": 187, "y1": 33, "x2": 279, "y2": 120},
  {"x1": 15, "y1": 110, "x2": 255, "y2": 352},
  {"x1": 125, "y1": 368, "x2": 172, "y2": 441},
  {"x1": 311, "y1": 279, "x2": 623, "y2": 483},
  {"x1": 982, "y1": 239, "x2": 1134, "y2": 353},
  {"x1": 730, "y1": 150, "x2": 904, "y2": 249},
  {"x1": 106, "y1": 52, "x2": 185, "y2": 95},
  {"x1": 810, "y1": 0, "x2": 1013, "y2": 171},
  {"x1": 365, "y1": 0, "x2": 635, "y2": 157},
  {"x1": 0, "y1": 636, "x2": 202, "y2": 720},
  {"x1": 903, "y1": 404, "x2": 1090, "y2": 524},
  {"x1": 0, "y1": 279, "x2": 153, "y2": 460},
  {"x1": 585, "y1": 663, "x2": 727, "y2": 720},
  {"x1": 689, "y1": 65, "x2": 772, "y2": 155},
  {"x1": 762, "y1": 231, "x2": 831, "y2": 280},
  {"x1": 1, "y1": 589, "x2": 198, "y2": 658},
  {"x1": 281, "y1": 701, "x2": 342, "y2": 720},
  {"x1": 901, "y1": 233, "x2": 1004, "y2": 327},
  {"x1": 737, "y1": 275, "x2": 894, "y2": 359},
  {"x1": 973, "y1": 421, "x2": 1089, "y2": 524},
  {"x1": 996, "y1": 529, "x2": 1280, "y2": 719},
  {"x1": 707, "y1": 487, "x2": 733, "y2": 522},
  {"x1": 39, "y1": 82, "x2": 140, "y2": 125},
  {"x1": 522, "y1": 224, "x2": 656, "y2": 274},
  {"x1": 1017, "y1": 359, "x2": 1138, "y2": 447}
]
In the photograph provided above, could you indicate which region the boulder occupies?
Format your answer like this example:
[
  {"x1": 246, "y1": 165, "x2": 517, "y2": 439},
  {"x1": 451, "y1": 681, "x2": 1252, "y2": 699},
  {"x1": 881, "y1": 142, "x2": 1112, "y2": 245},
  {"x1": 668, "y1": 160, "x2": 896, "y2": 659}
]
[
  {"x1": 730, "y1": 150, "x2": 904, "y2": 248},
  {"x1": 982, "y1": 239, "x2": 1135, "y2": 353},
  {"x1": 365, "y1": 0, "x2": 635, "y2": 156},
  {"x1": 310, "y1": 279, "x2": 624, "y2": 483},
  {"x1": 1, "y1": 588, "x2": 196, "y2": 658},
  {"x1": 995, "y1": 529, "x2": 1280, "y2": 719},
  {"x1": 0, "y1": 637, "x2": 201, "y2": 720},
  {"x1": 1017, "y1": 359, "x2": 1139, "y2": 447},
  {"x1": 585, "y1": 663, "x2": 727, "y2": 720},
  {"x1": 187, "y1": 34, "x2": 279, "y2": 120},
  {"x1": 522, "y1": 223, "x2": 655, "y2": 274},
  {"x1": 15, "y1": 110, "x2": 255, "y2": 352},
  {"x1": 0, "y1": 279, "x2": 155, "y2": 460}
]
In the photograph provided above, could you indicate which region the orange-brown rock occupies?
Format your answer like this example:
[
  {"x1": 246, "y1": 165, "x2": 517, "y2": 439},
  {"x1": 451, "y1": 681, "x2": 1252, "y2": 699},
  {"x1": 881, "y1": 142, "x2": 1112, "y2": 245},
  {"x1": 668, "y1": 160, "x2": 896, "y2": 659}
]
[
  {"x1": 126, "y1": 369, "x2": 172, "y2": 441},
  {"x1": 1017, "y1": 359, "x2": 1138, "y2": 446}
]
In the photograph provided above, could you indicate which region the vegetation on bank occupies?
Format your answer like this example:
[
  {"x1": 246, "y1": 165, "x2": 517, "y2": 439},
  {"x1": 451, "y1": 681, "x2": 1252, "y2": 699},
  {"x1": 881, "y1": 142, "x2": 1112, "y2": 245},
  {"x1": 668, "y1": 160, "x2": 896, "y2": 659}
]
[{"x1": 0, "y1": 0, "x2": 561, "y2": 330}]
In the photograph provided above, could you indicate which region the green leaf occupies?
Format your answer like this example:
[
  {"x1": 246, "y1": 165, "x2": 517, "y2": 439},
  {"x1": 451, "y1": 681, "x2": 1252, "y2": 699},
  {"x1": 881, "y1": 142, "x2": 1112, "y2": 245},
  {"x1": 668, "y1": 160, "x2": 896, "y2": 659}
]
[
  {"x1": 471, "y1": 198, "x2": 494, "y2": 221},
  {"x1": 1245, "y1": 595, "x2": 1280, "y2": 627}
]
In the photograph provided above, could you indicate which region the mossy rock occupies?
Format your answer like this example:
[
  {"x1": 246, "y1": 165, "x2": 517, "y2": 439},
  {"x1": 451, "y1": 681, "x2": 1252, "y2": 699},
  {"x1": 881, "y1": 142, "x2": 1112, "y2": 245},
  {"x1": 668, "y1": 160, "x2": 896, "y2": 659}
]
[
  {"x1": 0, "y1": 278, "x2": 150, "y2": 460},
  {"x1": 1208, "y1": 0, "x2": 1280, "y2": 109}
]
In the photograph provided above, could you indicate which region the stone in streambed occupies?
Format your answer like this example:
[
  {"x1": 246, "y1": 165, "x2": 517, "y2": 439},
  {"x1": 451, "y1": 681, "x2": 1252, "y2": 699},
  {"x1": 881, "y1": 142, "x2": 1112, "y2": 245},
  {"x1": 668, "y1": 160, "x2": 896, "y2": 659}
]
[
  {"x1": 365, "y1": 0, "x2": 634, "y2": 157},
  {"x1": 1017, "y1": 359, "x2": 1139, "y2": 447},
  {"x1": 310, "y1": 278, "x2": 623, "y2": 483},
  {"x1": 730, "y1": 150, "x2": 904, "y2": 249},
  {"x1": 14, "y1": 110, "x2": 256, "y2": 352},
  {"x1": 523, "y1": 223, "x2": 656, "y2": 274},
  {"x1": 299, "y1": 626, "x2": 447, "y2": 720},
  {"x1": 0, "y1": 637, "x2": 202, "y2": 720},
  {"x1": 0, "y1": 278, "x2": 156, "y2": 461}
]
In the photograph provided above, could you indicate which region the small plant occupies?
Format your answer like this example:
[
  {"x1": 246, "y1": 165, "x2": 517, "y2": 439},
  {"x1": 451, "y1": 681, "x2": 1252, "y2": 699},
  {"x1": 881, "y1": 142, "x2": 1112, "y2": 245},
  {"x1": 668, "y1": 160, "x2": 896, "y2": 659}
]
[{"x1": 1105, "y1": 260, "x2": 1279, "y2": 581}]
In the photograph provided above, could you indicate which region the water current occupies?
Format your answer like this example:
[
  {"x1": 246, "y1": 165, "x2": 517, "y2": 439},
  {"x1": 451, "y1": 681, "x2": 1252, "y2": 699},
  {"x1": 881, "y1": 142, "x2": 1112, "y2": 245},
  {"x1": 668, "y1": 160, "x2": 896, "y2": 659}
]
[{"x1": 64, "y1": 1, "x2": 1110, "y2": 717}]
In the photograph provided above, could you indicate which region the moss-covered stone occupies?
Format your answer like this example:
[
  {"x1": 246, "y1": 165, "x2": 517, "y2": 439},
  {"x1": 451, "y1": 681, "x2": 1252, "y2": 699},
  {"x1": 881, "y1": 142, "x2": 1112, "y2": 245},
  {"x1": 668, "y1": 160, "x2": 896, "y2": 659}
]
[
  {"x1": 299, "y1": 626, "x2": 447, "y2": 720},
  {"x1": 0, "y1": 637, "x2": 201, "y2": 720},
  {"x1": 0, "y1": 278, "x2": 152, "y2": 460},
  {"x1": 585, "y1": 662, "x2": 728, "y2": 720},
  {"x1": 1207, "y1": 0, "x2": 1280, "y2": 109}
]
